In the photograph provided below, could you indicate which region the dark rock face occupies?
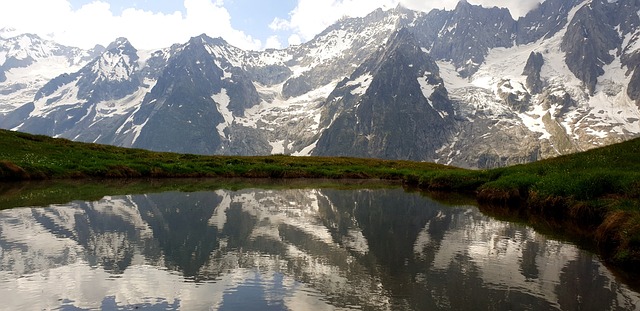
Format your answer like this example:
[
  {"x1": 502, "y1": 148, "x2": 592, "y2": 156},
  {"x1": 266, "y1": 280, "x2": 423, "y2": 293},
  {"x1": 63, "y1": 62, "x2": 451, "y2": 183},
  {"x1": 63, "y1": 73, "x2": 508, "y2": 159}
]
[
  {"x1": 497, "y1": 79, "x2": 531, "y2": 113},
  {"x1": 617, "y1": 0, "x2": 640, "y2": 105},
  {"x1": 140, "y1": 48, "x2": 176, "y2": 81},
  {"x1": 14, "y1": 102, "x2": 95, "y2": 137},
  {"x1": 314, "y1": 29, "x2": 453, "y2": 160},
  {"x1": 516, "y1": 0, "x2": 582, "y2": 44},
  {"x1": 628, "y1": 65, "x2": 640, "y2": 104},
  {"x1": 614, "y1": 0, "x2": 640, "y2": 35},
  {"x1": 0, "y1": 102, "x2": 34, "y2": 129},
  {"x1": 416, "y1": 1, "x2": 516, "y2": 77},
  {"x1": 2, "y1": 55, "x2": 35, "y2": 70},
  {"x1": 561, "y1": 0, "x2": 620, "y2": 94},
  {"x1": 282, "y1": 76, "x2": 313, "y2": 99},
  {"x1": 132, "y1": 37, "x2": 228, "y2": 154},
  {"x1": 523, "y1": 52, "x2": 544, "y2": 94},
  {"x1": 245, "y1": 64, "x2": 292, "y2": 86},
  {"x1": 132, "y1": 36, "x2": 260, "y2": 154}
]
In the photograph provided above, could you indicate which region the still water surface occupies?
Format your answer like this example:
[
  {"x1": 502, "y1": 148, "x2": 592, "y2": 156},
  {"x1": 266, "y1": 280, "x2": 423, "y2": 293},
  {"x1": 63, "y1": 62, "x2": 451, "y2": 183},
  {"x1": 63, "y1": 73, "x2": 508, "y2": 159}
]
[{"x1": 0, "y1": 187, "x2": 638, "y2": 310}]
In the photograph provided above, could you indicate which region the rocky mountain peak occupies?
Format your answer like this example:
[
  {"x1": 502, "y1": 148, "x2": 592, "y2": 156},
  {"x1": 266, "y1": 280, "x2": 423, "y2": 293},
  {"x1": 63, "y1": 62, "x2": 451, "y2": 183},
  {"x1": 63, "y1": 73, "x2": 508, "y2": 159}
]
[
  {"x1": 104, "y1": 37, "x2": 137, "y2": 58},
  {"x1": 392, "y1": 3, "x2": 413, "y2": 13},
  {"x1": 189, "y1": 34, "x2": 221, "y2": 46},
  {"x1": 0, "y1": 27, "x2": 18, "y2": 39},
  {"x1": 516, "y1": 0, "x2": 580, "y2": 44},
  {"x1": 314, "y1": 27, "x2": 452, "y2": 160},
  {"x1": 0, "y1": 32, "x2": 100, "y2": 112},
  {"x1": 451, "y1": 0, "x2": 512, "y2": 18},
  {"x1": 1, "y1": 33, "x2": 54, "y2": 64},
  {"x1": 453, "y1": 0, "x2": 472, "y2": 14},
  {"x1": 64, "y1": 37, "x2": 143, "y2": 103},
  {"x1": 203, "y1": 35, "x2": 229, "y2": 47},
  {"x1": 423, "y1": 0, "x2": 516, "y2": 77},
  {"x1": 107, "y1": 37, "x2": 130, "y2": 47}
]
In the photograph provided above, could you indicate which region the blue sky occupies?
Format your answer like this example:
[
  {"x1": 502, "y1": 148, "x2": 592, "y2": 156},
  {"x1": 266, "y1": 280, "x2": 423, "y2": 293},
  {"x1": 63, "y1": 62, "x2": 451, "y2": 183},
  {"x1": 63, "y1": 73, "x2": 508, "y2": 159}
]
[
  {"x1": 0, "y1": 0, "x2": 544, "y2": 51},
  {"x1": 224, "y1": 0, "x2": 298, "y2": 46},
  {"x1": 67, "y1": 0, "x2": 298, "y2": 45},
  {"x1": 69, "y1": 0, "x2": 188, "y2": 14}
]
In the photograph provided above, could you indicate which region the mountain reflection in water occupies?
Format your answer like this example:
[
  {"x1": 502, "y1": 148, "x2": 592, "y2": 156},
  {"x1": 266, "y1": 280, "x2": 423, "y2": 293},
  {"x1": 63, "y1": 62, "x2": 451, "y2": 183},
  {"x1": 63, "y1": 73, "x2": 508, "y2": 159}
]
[{"x1": 0, "y1": 188, "x2": 638, "y2": 310}]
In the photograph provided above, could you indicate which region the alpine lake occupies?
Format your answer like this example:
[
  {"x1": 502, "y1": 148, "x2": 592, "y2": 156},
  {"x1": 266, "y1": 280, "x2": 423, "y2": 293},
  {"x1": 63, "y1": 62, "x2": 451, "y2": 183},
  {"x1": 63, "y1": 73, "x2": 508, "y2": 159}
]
[{"x1": 0, "y1": 179, "x2": 638, "y2": 310}]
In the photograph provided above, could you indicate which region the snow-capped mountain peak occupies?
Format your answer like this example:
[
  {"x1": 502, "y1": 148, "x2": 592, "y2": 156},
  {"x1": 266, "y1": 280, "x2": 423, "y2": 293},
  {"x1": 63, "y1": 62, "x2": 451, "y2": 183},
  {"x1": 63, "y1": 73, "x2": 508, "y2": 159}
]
[
  {"x1": 106, "y1": 37, "x2": 134, "y2": 51},
  {"x1": 0, "y1": 33, "x2": 102, "y2": 114},
  {"x1": 0, "y1": 27, "x2": 19, "y2": 39},
  {"x1": 90, "y1": 38, "x2": 139, "y2": 83}
]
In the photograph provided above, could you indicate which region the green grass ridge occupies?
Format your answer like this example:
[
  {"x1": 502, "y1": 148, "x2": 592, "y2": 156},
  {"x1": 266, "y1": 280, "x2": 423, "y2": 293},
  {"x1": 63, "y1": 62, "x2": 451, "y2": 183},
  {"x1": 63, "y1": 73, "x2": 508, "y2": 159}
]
[{"x1": 0, "y1": 129, "x2": 639, "y2": 272}]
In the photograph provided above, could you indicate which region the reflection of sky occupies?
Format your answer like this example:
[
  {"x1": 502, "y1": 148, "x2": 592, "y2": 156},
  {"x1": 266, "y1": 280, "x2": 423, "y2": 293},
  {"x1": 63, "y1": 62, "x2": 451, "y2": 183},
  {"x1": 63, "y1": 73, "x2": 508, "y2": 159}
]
[
  {"x1": 418, "y1": 213, "x2": 578, "y2": 306},
  {"x1": 0, "y1": 188, "x2": 639, "y2": 310},
  {"x1": 0, "y1": 260, "x2": 339, "y2": 310}
]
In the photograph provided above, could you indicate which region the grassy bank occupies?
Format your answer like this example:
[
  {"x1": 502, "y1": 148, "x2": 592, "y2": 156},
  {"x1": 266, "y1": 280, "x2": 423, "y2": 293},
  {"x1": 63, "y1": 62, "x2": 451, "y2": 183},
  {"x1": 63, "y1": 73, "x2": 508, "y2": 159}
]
[
  {"x1": 473, "y1": 139, "x2": 640, "y2": 270},
  {"x1": 0, "y1": 178, "x2": 399, "y2": 211},
  {"x1": 0, "y1": 129, "x2": 639, "y2": 270},
  {"x1": 0, "y1": 130, "x2": 455, "y2": 180}
]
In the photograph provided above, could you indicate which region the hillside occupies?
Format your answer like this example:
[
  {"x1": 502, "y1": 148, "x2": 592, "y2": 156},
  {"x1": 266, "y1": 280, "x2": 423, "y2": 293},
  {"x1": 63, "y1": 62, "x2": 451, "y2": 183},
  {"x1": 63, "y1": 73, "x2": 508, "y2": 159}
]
[{"x1": 0, "y1": 129, "x2": 455, "y2": 180}]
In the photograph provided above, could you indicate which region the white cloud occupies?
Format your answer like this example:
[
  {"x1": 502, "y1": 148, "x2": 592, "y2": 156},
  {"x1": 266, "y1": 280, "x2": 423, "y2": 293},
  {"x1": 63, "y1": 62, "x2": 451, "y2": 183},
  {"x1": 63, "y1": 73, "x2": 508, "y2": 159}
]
[
  {"x1": 0, "y1": 0, "x2": 74, "y2": 37},
  {"x1": 398, "y1": 0, "x2": 457, "y2": 12},
  {"x1": 400, "y1": 0, "x2": 544, "y2": 18},
  {"x1": 273, "y1": 0, "x2": 398, "y2": 42},
  {"x1": 265, "y1": 36, "x2": 282, "y2": 50},
  {"x1": 269, "y1": 17, "x2": 291, "y2": 31},
  {"x1": 0, "y1": 0, "x2": 546, "y2": 51},
  {"x1": 0, "y1": 0, "x2": 262, "y2": 51},
  {"x1": 468, "y1": 0, "x2": 544, "y2": 18},
  {"x1": 273, "y1": 0, "x2": 544, "y2": 44},
  {"x1": 288, "y1": 34, "x2": 302, "y2": 46}
]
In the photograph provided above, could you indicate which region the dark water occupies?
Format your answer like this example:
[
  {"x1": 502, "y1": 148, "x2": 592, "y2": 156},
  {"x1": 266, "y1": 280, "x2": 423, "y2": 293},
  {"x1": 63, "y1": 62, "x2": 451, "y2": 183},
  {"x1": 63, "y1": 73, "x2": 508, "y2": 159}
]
[{"x1": 0, "y1": 188, "x2": 638, "y2": 310}]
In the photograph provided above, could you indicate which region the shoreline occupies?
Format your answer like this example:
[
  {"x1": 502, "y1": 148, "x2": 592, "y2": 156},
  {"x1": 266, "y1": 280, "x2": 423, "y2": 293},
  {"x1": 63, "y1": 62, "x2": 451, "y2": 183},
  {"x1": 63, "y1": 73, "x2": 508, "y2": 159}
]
[
  {"x1": 0, "y1": 129, "x2": 639, "y2": 279},
  {"x1": 1, "y1": 173, "x2": 639, "y2": 280}
]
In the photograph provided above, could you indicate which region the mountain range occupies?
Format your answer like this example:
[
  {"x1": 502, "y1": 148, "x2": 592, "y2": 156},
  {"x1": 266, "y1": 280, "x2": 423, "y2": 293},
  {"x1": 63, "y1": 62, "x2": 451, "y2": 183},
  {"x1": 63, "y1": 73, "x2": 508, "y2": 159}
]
[{"x1": 1, "y1": 0, "x2": 640, "y2": 168}]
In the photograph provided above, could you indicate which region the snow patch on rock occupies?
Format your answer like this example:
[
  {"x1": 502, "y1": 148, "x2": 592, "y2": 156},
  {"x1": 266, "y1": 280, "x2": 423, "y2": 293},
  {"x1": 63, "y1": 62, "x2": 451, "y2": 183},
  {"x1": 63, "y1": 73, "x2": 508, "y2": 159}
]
[
  {"x1": 347, "y1": 73, "x2": 373, "y2": 95},
  {"x1": 212, "y1": 89, "x2": 233, "y2": 139}
]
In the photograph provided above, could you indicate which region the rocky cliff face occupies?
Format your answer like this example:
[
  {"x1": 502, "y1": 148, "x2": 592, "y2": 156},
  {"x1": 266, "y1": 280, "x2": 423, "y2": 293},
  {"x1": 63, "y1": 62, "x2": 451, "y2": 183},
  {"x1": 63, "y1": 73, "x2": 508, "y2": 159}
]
[
  {"x1": 516, "y1": 0, "x2": 582, "y2": 44},
  {"x1": 418, "y1": 0, "x2": 640, "y2": 167},
  {"x1": 314, "y1": 28, "x2": 454, "y2": 160},
  {"x1": 523, "y1": 52, "x2": 544, "y2": 94},
  {"x1": 413, "y1": 1, "x2": 517, "y2": 78},
  {"x1": 126, "y1": 36, "x2": 264, "y2": 154},
  {"x1": 2, "y1": 0, "x2": 640, "y2": 168},
  {"x1": 561, "y1": 0, "x2": 621, "y2": 94}
]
